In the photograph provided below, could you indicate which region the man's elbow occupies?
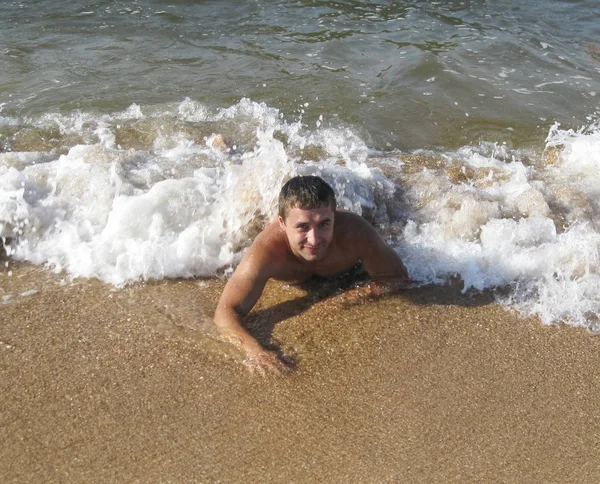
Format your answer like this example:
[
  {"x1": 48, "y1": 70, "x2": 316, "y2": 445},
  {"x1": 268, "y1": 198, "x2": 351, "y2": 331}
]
[{"x1": 214, "y1": 301, "x2": 247, "y2": 325}]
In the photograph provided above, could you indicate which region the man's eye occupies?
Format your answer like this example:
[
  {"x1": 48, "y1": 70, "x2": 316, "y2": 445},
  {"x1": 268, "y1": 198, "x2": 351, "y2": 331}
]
[{"x1": 319, "y1": 221, "x2": 330, "y2": 227}]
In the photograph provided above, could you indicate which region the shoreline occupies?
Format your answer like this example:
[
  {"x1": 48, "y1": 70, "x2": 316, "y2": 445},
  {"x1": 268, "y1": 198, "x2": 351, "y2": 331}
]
[{"x1": 2, "y1": 261, "x2": 600, "y2": 482}]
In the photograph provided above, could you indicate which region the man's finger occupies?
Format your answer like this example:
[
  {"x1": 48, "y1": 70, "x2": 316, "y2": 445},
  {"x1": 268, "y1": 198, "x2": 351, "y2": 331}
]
[{"x1": 244, "y1": 351, "x2": 292, "y2": 377}]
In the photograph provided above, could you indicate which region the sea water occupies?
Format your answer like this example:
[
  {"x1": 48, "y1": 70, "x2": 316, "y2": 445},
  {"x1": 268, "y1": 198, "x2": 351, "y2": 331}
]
[{"x1": 1, "y1": 0, "x2": 599, "y2": 329}]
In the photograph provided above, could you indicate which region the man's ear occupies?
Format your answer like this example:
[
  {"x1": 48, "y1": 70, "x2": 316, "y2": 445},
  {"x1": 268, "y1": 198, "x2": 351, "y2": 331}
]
[{"x1": 278, "y1": 215, "x2": 285, "y2": 229}]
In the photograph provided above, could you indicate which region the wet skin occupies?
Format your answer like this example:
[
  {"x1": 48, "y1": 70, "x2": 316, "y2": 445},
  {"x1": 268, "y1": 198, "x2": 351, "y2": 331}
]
[{"x1": 213, "y1": 205, "x2": 410, "y2": 376}]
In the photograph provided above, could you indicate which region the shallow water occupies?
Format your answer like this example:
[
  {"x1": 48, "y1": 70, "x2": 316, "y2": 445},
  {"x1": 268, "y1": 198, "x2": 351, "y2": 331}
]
[
  {"x1": 1, "y1": 1, "x2": 600, "y2": 328},
  {"x1": 2, "y1": 0, "x2": 599, "y2": 147}
]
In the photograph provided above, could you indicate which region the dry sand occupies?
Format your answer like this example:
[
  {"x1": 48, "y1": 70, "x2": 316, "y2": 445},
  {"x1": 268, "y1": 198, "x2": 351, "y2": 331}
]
[{"x1": 1, "y1": 256, "x2": 600, "y2": 483}]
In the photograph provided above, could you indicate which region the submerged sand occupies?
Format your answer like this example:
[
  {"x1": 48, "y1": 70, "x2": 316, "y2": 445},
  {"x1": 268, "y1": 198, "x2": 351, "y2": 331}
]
[{"x1": 1, "y1": 257, "x2": 600, "y2": 482}]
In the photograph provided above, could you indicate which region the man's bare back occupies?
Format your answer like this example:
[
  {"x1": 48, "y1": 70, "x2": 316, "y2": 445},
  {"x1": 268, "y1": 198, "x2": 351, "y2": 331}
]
[{"x1": 213, "y1": 176, "x2": 409, "y2": 375}]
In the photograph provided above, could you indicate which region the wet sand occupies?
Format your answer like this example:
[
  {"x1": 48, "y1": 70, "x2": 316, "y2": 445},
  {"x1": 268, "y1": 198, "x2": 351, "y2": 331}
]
[{"x1": 2, "y1": 258, "x2": 600, "y2": 483}]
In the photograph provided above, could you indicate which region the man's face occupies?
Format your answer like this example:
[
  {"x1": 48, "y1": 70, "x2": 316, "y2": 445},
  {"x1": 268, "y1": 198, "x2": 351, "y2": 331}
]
[{"x1": 278, "y1": 205, "x2": 335, "y2": 263}]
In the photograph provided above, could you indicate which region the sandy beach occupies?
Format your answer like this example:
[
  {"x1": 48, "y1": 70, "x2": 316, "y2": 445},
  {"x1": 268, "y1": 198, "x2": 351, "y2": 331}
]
[
  {"x1": 2, "y1": 1, "x2": 600, "y2": 481},
  {"x1": 1, "y1": 253, "x2": 600, "y2": 483}
]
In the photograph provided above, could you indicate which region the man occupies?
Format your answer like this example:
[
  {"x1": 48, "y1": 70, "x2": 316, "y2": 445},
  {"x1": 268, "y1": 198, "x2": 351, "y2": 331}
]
[{"x1": 214, "y1": 175, "x2": 410, "y2": 375}]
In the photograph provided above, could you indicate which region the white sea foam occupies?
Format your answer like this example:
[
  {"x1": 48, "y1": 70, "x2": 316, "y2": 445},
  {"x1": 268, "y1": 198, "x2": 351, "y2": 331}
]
[
  {"x1": 399, "y1": 119, "x2": 600, "y2": 329},
  {"x1": 0, "y1": 99, "x2": 391, "y2": 285},
  {"x1": 2, "y1": 100, "x2": 600, "y2": 329}
]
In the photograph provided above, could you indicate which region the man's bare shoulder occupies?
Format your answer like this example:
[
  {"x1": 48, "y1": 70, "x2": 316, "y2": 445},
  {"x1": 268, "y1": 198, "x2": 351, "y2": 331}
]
[
  {"x1": 333, "y1": 210, "x2": 376, "y2": 241},
  {"x1": 334, "y1": 210, "x2": 409, "y2": 283},
  {"x1": 252, "y1": 221, "x2": 288, "y2": 251},
  {"x1": 334, "y1": 210, "x2": 371, "y2": 226},
  {"x1": 332, "y1": 210, "x2": 391, "y2": 260},
  {"x1": 239, "y1": 222, "x2": 292, "y2": 277}
]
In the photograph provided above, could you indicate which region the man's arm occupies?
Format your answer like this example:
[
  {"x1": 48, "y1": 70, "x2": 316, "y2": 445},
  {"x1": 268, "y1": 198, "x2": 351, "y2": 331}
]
[
  {"x1": 214, "y1": 243, "x2": 289, "y2": 376},
  {"x1": 353, "y1": 216, "x2": 411, "y2": 295}
]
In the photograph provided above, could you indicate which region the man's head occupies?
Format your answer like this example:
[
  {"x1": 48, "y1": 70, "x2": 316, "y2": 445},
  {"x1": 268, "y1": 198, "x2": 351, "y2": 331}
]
[
  {"x1": 278, "y1": 175, "x2": 336, "y2": 221},
  {"x1": 277, "y1": 176, "x2": 337, "y2": 263}
]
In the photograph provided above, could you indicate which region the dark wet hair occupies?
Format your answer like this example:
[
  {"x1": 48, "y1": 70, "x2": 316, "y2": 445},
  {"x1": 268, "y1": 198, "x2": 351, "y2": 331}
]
[{"x1": 278, "y1": 175, "x2": 336, "y2": 220}]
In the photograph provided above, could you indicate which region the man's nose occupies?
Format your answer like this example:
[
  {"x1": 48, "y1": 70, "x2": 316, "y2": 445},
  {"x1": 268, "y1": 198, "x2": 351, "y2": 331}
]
[{"x1": 306, "y1": 228, "x2": 318, "y2": 245}]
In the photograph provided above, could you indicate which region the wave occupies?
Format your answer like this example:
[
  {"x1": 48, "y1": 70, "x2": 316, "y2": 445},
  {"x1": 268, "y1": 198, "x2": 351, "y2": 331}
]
[{"x1": 2, "y1": 98, "x2": 600, "y2": 329}]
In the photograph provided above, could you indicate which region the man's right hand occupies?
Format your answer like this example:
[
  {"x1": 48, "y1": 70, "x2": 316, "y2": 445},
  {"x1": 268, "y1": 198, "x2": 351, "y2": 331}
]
[{"x1": 243, "y1": 349, "x2": 291, "y2": 376}]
